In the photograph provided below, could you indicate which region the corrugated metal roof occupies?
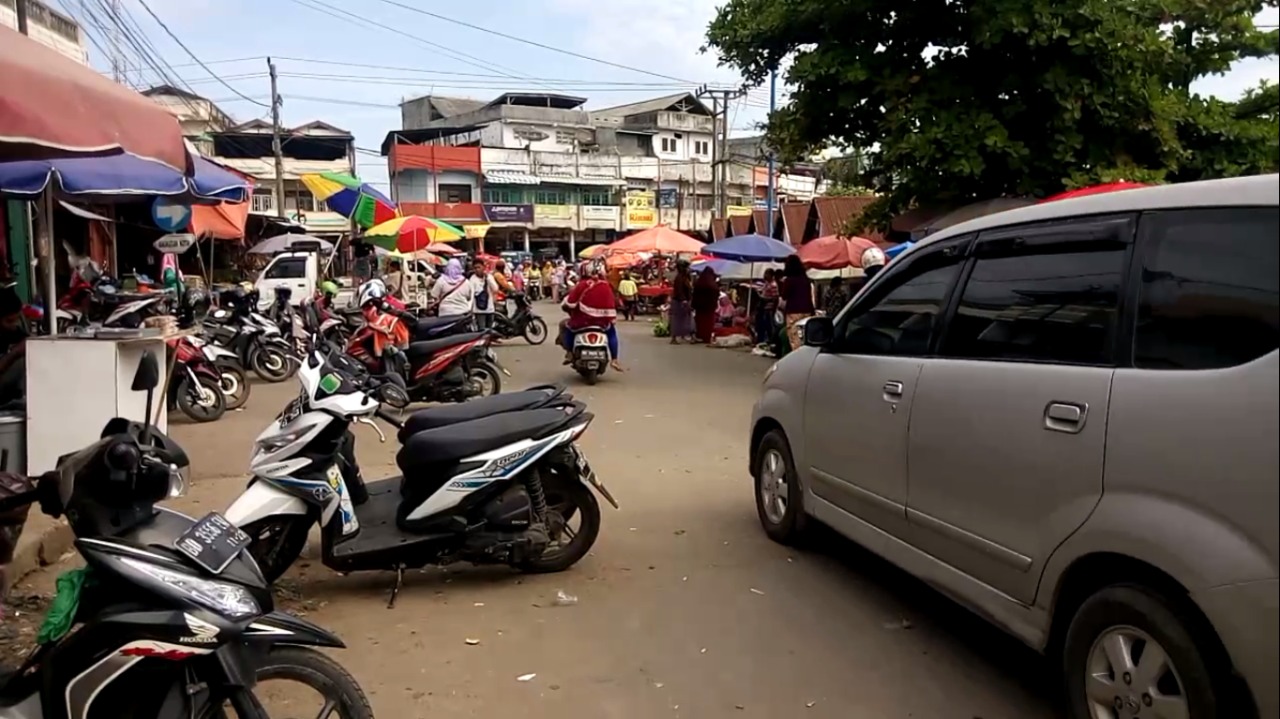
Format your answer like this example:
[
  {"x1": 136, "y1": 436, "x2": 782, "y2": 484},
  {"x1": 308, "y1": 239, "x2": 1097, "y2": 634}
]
[
  {"x1": 812, "y1": 196, "x2": 881, "y2": 242},
  {"x1": 591, "y1": 93, "x2": 711, "y2": 118},
  {"x1": 429, "y1": 96, "x2": 486, "y2": 118},
  {"x1": 710, "y1": 218, "x2": 728, "y2": 241},
  {"x1": 728, "y1": 214, "x2": 751, "y2": 236},
  {"x1": 779, "y1": 202, "x2": 812, "y2": 245}
]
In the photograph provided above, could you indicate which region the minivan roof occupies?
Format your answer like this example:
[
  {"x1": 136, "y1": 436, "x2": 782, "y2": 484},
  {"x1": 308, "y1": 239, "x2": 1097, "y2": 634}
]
[{"x1": 917, "y1": 173, "x2": 1279, "y2": 249}]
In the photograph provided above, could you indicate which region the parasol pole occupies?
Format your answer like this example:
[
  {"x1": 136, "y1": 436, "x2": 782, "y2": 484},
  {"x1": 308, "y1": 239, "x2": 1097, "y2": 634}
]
[
  {"x1": 41, "y1": 191, "x2": 57, "y2": 336},
  {"x1": 323, "y1": 232, "x2": 344, "y2": 277}
]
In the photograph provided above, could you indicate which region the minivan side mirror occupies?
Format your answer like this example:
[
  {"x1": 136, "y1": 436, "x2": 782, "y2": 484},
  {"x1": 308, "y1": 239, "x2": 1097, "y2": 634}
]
[
  {"x1": 802, "y1": 316, "x2": 834, "y2": 347},
  {"x1": 131, "y1": 351, "x2": 160, "y2": 392}
]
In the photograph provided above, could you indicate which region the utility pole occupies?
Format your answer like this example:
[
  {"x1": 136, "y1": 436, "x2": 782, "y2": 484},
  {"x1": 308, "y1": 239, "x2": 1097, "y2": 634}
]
[
  {"x1": 766, "y1": 69, "x2": 777, "y2": 237},
  {"x1": 268, "y1": 57, "x2": 287, "y2": 219},
  {"x1": 15, "y1": 0, "x2": 28, "y2": 34},
  {"x1": 696, "y1": 85, "x2": 747, "y2": 221}
]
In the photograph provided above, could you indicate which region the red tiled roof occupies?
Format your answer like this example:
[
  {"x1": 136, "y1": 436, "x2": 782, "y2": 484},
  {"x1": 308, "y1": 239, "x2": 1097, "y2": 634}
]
[
  {"x1": 779, "y1": 202, "x2": 812, "y2": 246},
  {"x1": 812, "y1": 195, "x2": 884, "y2": 243},
  {"x1": 728, "y1": 214, "x2": 751, "y2": 236},
  {"x1": 710, "y1": 218, "x2": 728, "y2": 241}
]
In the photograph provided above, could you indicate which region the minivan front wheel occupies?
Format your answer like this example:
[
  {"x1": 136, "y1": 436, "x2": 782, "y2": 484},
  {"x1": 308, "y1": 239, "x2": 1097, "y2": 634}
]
[
  {"x1": 753, "y1": 429, "x2": 807, "y2": 544},
  {"x1": 1063, "y1": 585, "x2": 1225, "y2": 719}
]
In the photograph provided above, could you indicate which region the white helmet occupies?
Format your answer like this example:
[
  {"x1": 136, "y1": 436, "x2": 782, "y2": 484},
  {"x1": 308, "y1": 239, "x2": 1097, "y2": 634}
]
[
  {"x1": 859, "y1": 246, "x2": 886, "y2": 270},
  {"x1": 357, "y1": 279, "x2": 387, "y2": 307}
]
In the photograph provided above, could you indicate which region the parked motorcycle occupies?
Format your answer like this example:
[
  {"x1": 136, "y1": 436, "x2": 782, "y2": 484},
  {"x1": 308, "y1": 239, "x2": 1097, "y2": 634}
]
[
  {"x1": 493, "y1": 293, "x2": 549, "y2": 345},
  {"x1": 224, "y1": 347, "x2": 617, "y2": 600},
  {"x1": 167, "y1": 336, "x2": 226, "y2": 422},
  {"x1": 190, "y1": 335, "x2": 251, "y2": 411},
  {"x1": 571, "y1": 326, "x2": 612, "y2": 385},
  {"x1": 55, "y1": 258, "x2": 171, "y2": 331},
  {"x1": 0, "y1": 353, "x2": 372, "y2": 719},
  {"x1": 204, "y1": 289, "x2": 296, "y2": 383}
]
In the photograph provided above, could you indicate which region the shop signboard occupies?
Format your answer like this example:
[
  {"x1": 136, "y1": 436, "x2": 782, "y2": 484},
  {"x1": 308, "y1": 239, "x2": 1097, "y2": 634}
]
[
  {"x1": 534, "y1": 205, "x2": 574, "y2": 221},
  {"x1": 464, "y1": 223, "x2": 491, "y2": 239},
  {"x1": 581, "y1": 205, "x2": 620, "y2": 228},
  {"x1": 657, "y1": 188, "x2": 679, "y2": 209},
  {"x1": 483, "y1": 204, "x2": 534, "y2": 223},
  {"x1": 625, "y1": 191, "x2": 657, "y2": 230},
  {"x1": 153, "y1": 233, "x2": 196, "y2": 254},
  {"x1": 726, "y1": 205, "x2": 753, "y2": 217}
]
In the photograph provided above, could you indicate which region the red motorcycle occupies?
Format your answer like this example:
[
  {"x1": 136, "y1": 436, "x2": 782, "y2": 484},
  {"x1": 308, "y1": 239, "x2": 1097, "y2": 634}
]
[
  {"x1": 167, "y1": 336, "x2": 226, "y2": 422},
  {"x1": 346, "y1": 302, "x2": 504, "y2": 403}
]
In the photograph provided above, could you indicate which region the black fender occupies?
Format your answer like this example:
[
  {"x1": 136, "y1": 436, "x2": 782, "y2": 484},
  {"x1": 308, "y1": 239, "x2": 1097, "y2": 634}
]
[{"x1": 242, "y1": 611, "x2": 346, "y2": 648}]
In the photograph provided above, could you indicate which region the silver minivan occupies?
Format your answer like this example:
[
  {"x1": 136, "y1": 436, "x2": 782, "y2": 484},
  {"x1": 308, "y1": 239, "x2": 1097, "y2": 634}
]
[{"x1": 750, "y1": 174, "x2": 1278, "y2": 718}]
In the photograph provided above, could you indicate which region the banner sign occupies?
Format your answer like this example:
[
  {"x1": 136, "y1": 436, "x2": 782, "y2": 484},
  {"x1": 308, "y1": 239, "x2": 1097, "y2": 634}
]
[{"x1": 483, "y1": 204, "x2": 534, "y2": 223}]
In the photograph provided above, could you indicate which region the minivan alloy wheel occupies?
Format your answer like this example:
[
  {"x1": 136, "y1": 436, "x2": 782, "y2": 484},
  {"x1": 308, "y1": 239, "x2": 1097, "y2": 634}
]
[
  {"x1": 759, "y1": 448, "x2": 789, "y2": 525},
  {"x1": 1085, "y1": 625, "x2": 1187, "y2": 719}
]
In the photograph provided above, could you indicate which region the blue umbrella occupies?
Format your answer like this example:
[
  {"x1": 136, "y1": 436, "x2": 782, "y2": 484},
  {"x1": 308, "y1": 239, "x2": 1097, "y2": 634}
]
[
  {"x1": 0, "y1": 153, "x2": 250, "y2": 202},
  {"x1": 884, "y1": 241, "x2": 914, "y2": 261},
  {"x1": 701, "y1": 233, "x2": 797, "y2": 262}
]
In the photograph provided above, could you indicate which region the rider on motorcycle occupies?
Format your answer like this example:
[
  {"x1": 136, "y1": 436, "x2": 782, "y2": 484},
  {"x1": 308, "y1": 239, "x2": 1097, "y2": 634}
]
[
  {"x1": 560, "y1": 264, "x2": 623, "y2": 372},
  {"x1": 348, "y1": 280, "x2": 410, "y2": 372}
]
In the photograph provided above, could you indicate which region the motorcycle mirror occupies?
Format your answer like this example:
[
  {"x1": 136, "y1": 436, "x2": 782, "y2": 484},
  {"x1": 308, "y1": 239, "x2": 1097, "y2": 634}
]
[
  {"x1": 131, "y1": 351, "x2": 160, "y2": 392},
  {"x1": 378, "y1": 383, "x2": 410, "y2": 409}
]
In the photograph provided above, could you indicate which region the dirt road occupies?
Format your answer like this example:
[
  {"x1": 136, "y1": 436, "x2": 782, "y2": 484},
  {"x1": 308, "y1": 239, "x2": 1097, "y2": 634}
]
[{"x1": 6, "y1": 317, "x2": 1059, "y2": 718}]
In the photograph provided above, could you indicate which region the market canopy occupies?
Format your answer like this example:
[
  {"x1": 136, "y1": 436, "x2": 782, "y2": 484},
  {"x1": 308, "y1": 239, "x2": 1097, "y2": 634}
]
[
  {"x1": 0, "y1": 25, "x2": 188, "y2": 171},
  {"x1": 798, "y1": 235, "x2": 882, "y2": 270},
  {"x1": 0, "y1": 153, "x2": 251, "y2": 202},
  {"x1": 607, "y1": 225, "x2": 704, "y2": 255},
  {"x1": 702, "y1": 233, "x2": 796, "y2": 263},
  {"x1": 301, "y1": 172, "x2": 397, "y2": 228}
]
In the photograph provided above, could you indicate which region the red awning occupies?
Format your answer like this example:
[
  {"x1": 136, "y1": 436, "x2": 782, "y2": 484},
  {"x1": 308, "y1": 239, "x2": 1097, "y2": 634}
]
[{"x1": 0, "y1": 26, "x2": 188, "y2": 171}]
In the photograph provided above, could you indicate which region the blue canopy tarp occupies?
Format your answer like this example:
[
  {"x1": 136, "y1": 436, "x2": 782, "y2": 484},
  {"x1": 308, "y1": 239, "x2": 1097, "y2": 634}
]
[
  {"x1": 702, "y1": 233, "x2": 797, "y2": 263},
  {"x1": 0, "y1": 152, "x2": 250, "y2": 202}
]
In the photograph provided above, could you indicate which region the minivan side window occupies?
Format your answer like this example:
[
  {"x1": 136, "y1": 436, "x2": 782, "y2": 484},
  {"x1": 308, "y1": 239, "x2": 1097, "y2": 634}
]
[
  {"x1": 829, "y1": 256, "x2": 961, "y2": 356},
  {"x1": 265, "y1": 257, "x2": 308, "y2": 279},
  {"x1": 1133, "y1": 207, "x2": 1279, "y2": 370},
  {"x1": 940, "y1": 240, "x2": 1127, "y2": 366}
]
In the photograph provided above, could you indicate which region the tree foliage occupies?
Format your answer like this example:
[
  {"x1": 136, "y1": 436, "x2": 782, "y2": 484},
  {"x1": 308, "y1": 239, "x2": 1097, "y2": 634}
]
[{"x1": 705, "y1": 0, "x2": 1279, "y2": 227}]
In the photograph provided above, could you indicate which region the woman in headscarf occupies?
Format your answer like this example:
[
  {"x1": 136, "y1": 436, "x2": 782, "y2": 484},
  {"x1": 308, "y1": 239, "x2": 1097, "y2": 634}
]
[
  {"x1": 779, "y1": 255, "x2": 815, "y2": 351},
  {"x1": 429, "y1": 258, "x2": 476, "y2": 318},
  {"x1": 560, "y1": 264, "x2": 623, "y2": 372},
  {"x1": 667, "y1": 260, "x2": 695, "y2": 344},
  {"x1": 692, "y1": 266, "x2": 720, "y2": 344}
]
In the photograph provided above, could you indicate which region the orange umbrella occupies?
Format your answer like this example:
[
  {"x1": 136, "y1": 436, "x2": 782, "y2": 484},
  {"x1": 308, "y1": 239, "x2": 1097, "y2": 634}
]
[
  {"x1": 798, "y1": 235, "x2": 881, "y2": 270},
  {"x1": 607, "y1": 225, "x2": 704, "y2": 255},
  {"x1": 605, "y1": 252, "x2": 645, "y2": 269},
  {"x1": 425, "y1": 242, "x2": 461, "y2": 255}
]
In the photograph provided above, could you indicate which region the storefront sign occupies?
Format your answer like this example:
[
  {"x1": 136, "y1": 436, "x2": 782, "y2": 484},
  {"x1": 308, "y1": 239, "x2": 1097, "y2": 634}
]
[
  {"x1": 464, "y1": 223, "x2": 491, "y2": 239},
  {"x1": 151, "y1": 197, "x2": 191, "y2": 232},
  {"x1": 483, "y1": 204, "x2": 534, "y2": 223},
  {"x1": 726, "y1": 205, "x2": 753, "y2": 217},
  {"x1": 581, "y1": 205, "x2": 620, "y2": 228},
  {"x1": 534, "y1": 205, "x2": 574, "y2": 221},
  {"x1": 625, "y1": 191, "x2": 657, "y2": 230},
  {"x1": 153, "y1": 233, "x2": 196, "y2": 254},
  {"x1": 657, "y1": 188, "x2": 679, "y2": 209}
]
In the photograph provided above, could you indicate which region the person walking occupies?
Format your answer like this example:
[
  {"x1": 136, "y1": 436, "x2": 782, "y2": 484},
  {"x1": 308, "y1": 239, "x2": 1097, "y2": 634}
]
[
  {"x1": 470, "y1": 259, "x2": 500, "y2": 331},
  {"x1": 754, "y1": 268, "x2": 779, "y2": 346},
  {"x1": 617, "y1": 272, "x2": 639, "y2": 321},
  {"x1": 692, "y1": 266, "x2": 720, "y2": 344},
  {"x1": 429, "y1": 258, "x2": 476, "y2": 318},
  {"x1": 540, "y1": 261, "x2": 553, "y2": 302},
  {"x1": 551, "y1": 262, "x2": 566, "y2": 303},
  {"x1": 779, "y1": 255, "x2": 815, "y2": 351},
  {"x1": 668, "y1": 260, "x2": 694, "y2": 344}
]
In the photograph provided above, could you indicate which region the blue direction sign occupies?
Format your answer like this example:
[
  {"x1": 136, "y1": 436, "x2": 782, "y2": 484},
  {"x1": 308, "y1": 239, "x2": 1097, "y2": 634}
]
[{"x1": 152, "y1": 198, "x2": 192, "y2": 232}]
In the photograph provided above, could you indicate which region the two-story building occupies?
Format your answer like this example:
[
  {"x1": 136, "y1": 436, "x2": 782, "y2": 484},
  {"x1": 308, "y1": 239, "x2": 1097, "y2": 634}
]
[
  {"x1": 211, "y1": 119, "x2": 356, "y2": 240},
  {"x1": 1, "y1": 0, "x2": 87, "y2": 64}
]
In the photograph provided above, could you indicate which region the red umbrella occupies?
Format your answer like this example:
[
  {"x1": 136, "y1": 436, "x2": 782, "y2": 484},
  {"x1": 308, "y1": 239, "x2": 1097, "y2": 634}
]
[
  {"x1": 798, "y1": 235, "x2": 881, "y2": 270},
  {"x1": 1, "y1": 26, "x2": 188, "y2": 170},
  {"x1": 425, "y1": 242, "x2": 461, "y2": 255},
  {"x1": 1042, "y1": 182, "x2": 1149, "y2": 203},
  {"x1": 608, "y1": 225, "x2": 704, "y2": 255}
]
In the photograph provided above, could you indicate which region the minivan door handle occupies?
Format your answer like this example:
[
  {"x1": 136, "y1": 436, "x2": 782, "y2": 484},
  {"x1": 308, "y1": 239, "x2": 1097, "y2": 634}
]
[
  {"x1": 882, "y1": 381, "x2": 904, "y2": 402},
  {"x1": 1044, "y1": 402, "x2": 1088, "y2": 434}
]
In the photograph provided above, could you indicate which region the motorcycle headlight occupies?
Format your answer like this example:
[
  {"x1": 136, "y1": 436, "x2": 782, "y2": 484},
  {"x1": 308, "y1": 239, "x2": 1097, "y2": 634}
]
[{"x1": 119, "y1": 557, "x2": 259, "y2": 619}]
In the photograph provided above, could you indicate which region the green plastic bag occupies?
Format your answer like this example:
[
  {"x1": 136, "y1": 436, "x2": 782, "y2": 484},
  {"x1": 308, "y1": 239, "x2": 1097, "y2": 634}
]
[{"x1": 37, "y1": 567, "x2": 89, "y2": 644}]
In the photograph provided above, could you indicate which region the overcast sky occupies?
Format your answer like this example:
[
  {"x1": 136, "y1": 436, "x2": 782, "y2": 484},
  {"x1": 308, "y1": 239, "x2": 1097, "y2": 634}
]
[{"x1": 62, "y1": 0, "x2": 1278, "y2": 189}]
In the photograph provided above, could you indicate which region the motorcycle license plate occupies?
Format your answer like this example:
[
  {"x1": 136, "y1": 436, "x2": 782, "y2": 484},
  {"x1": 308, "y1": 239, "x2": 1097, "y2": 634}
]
[
  {"x1": 579, "y1": 348, "x2": 608, "y2": 360},
  {"x1": 175, "y1": 512, "x2": 252, "y2": 574}
]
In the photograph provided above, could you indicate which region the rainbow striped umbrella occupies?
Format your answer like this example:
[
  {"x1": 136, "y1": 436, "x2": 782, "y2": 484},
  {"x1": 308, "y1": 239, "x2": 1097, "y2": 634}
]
[
  {"x1": 300, "y1": 171, "x2": 398, "y2": 228},
  {"x1": 364, "y1": 215, "x2": 464, "y2": 252}
]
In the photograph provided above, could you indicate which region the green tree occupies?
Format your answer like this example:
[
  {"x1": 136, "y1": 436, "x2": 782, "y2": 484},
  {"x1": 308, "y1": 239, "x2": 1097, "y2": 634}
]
[{"x1": 706, "y1": 0, "x2": 1279, "y2": 227}]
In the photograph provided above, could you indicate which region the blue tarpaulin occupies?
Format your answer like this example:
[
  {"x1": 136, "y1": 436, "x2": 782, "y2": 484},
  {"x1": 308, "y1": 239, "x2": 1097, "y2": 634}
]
[{"x1": 0, "y1": 153, "x2": 250, "y2": 202}]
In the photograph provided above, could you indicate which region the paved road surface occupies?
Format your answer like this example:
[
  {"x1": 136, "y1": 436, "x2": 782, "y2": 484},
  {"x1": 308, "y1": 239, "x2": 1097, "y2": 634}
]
[{"x1": 11, "y1": 314, "x2": 1061, "y2": 718}]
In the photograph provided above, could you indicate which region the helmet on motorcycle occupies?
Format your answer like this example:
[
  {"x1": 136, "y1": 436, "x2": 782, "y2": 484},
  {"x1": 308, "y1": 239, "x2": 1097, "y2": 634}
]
[
  {"x1": 860, "y1": 246, "x2": 886, "y2": 279},
  {"x1": 320, "y1": 280, "x2": 340, "y2": 298},
  {"x1": 357, "y1": 279, "x2": 387, "y2": 307}
]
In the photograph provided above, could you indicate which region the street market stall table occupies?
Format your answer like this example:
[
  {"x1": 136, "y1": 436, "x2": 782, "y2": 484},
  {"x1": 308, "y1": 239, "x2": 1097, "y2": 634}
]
[{"x1": 636, "y1": 283, "x2": 671, "y2": 313}]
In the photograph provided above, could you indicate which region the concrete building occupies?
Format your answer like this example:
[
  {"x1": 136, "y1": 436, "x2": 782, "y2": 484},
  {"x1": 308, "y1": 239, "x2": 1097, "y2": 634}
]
[
  {"x1": 142, "y1": 86, "x2": 234, "y2": 156},
  {"x1": 211, "y1": 119, "x2": 356, "y2": 239},
  {"x1": 1, "y1": 0, "x2": 88, "y2": 65}
]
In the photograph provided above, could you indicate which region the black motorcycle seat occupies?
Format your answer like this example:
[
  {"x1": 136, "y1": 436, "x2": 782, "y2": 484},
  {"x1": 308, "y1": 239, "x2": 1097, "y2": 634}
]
[
  {"x1": 396, "y1": 405, "x2": 585, "y2": 480},
  {"x1": 405, "y1": 332, "x2": 487, "y2": 360},
  {"x1": 396, "y1": 384, "x2": 569, "y2": 442},
  {"x1": 413, "y1": 315, "x2": 469, "y2": 337}
]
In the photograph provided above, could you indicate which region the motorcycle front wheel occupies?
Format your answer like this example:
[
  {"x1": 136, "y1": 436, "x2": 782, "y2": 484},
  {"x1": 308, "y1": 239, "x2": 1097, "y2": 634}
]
[
  {"x1": 249, "y1": 344, "x2": 292, "y2": 383},
  {"x1": 467, "y1": 360, "x2": 503, "y2": 398},
  {"x1": 177, "y1": 375, "x2": 226, "y2": 423},
  {"x1": 214, "y1": 647, "x2": 373, "y2": 719},
  {"x1": 522, "y1": 316, "x2": 549, "y2": 345},
  {"x1": 215, "y1": 362, "x2": 251, "y2": 410}
]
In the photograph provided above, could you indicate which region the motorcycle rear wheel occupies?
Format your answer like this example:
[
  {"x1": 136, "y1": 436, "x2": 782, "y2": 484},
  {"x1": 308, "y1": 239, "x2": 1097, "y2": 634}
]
[
  {"x1": 215, "y1": 362, "x2": 251, "y2": 410},
  {"x1": 576, "y1": 367, "x2": 600, "y2": 385},
  {"x1": 518, "y1": 475, "x2": 600, "y2": 573},
  {"x1": 177, "y1": 375, "x2": 226, "y2": 423},
  {"x1": 467, "y1": 360, "x2": 503, "y2": 398},
  {"x1": 249, "y1": 344, "x2": 292, "y2": 383},
  {"x1": 522, "y1": 317, "x2": 549, "y2": 345}
]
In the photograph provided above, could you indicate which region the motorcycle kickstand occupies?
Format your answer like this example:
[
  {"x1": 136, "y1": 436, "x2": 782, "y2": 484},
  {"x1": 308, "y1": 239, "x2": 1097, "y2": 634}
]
[{"x1": 387, "y1": 564, "x2": 405, "y2": 609}]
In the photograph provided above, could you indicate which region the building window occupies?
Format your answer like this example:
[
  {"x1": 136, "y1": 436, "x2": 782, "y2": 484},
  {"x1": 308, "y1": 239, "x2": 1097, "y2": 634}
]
[
  {"x1": 580, "y1": 189, "x2": 613, "y2": 206},
  {"x1": 284, "y1": 189, "x2": 319, "y2": 213},
  {"x1": 483, "y1": 187, "x2": 526, "y2": 204},
  {"x1": 535, "y1": 189, "x2": 570, "y2": 205},
  {"x1": 694, "y1": 140, "x2": 709, "y2": 156},
  {"x1": 251, "y1": 189, "x2": 274, "y2": 213},
  {"x1": 555, "y1": 130, "x2": 576, "y2": 145},
  {"x1": 438, "y1": 184, "x2": 473, "y2": 203}
]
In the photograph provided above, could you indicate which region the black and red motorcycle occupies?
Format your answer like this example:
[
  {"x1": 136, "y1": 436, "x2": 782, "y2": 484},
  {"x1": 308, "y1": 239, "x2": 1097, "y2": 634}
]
[
  {"x1": 346, "y1": 301, "x2": 505, "y2": 403},
  {"x1": 166, "y1": 336, "x2": 226, "y2": 423}
]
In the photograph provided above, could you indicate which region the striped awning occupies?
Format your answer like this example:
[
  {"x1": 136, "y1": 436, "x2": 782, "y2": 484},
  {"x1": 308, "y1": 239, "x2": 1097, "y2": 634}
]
[{"x1": 485, "y1": 170, "x2": 540, "y2": 185}]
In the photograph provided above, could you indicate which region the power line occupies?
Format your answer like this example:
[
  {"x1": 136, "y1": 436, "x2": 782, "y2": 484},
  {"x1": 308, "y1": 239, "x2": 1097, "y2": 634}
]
[
  {"x1": 133, "y1": 0, "x2": 269, "y2": 107},
  {"x1": 367, "y1": 0, "x2": 696, "y2": 84}
]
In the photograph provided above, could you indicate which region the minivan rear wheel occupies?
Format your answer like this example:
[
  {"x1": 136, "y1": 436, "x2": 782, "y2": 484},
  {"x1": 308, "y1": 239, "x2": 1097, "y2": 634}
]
[
  {"x1": 1063, "y1": 584, "x2": 1225, "y2": 719},
  {"x1": 753, "y1": 429, "x2": 808, "y2": 544}
]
